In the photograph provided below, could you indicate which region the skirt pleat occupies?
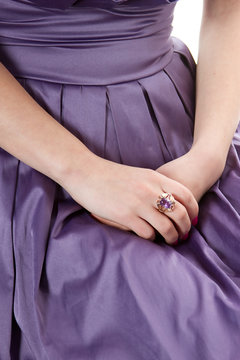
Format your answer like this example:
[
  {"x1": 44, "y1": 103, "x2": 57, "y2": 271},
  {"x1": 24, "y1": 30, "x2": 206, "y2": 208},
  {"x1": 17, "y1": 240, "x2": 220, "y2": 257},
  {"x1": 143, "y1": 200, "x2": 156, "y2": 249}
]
[{"x1": 0, "y1": 37, "x2": 240, "y2": 359}]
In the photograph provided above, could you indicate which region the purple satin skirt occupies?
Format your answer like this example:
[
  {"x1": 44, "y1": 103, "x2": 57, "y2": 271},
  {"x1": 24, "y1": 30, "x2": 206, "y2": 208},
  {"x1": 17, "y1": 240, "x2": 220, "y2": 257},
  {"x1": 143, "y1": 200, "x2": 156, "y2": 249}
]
[{"x1": 0, "y1": 0, "x2": 240, "y2": 359}]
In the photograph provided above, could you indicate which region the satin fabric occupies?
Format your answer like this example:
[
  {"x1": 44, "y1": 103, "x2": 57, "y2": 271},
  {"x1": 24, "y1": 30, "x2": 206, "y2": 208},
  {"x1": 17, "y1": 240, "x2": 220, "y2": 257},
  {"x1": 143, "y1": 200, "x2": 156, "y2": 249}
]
[
  {"x1": 0, "y1": 0, "x2": 240, "y2": 359},
  {"x1": 11, "y1": 0, "x2": 179, "y2": 10},
  {"x1": 1, "y1": 1, "x2": 177, "y2": 84}
]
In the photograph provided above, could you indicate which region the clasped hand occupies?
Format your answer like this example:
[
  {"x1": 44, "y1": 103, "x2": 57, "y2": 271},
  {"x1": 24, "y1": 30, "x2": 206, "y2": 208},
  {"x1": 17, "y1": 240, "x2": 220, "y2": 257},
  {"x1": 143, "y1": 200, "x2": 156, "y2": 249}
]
[
  {"x1": 90, "y1": 152, "x2": 202, "y2": 245},
  {"x1": 64, "y1": 149, "x2": 225, "y2": 246}
]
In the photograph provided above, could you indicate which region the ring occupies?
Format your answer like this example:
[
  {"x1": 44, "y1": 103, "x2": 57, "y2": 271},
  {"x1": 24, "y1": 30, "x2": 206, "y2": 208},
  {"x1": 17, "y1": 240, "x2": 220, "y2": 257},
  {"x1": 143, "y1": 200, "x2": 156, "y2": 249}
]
[{"x1": 156, "y1": 192, "x2": 176, "y2": 213}]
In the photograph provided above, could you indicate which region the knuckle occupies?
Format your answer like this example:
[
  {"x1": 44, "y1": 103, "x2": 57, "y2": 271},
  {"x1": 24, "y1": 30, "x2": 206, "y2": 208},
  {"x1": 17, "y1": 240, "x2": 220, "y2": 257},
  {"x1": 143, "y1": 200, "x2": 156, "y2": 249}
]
[
  {"x1": 184, "y1": 190, "x2": 193, "y2": 204},
  {"x1": 144, "y1": 169, "x2": 160, "y2": 188},
  {"x1": 117, "y1": 209, "x2": 133, "y2": 225},
  {"x1": 161, "y1": 222, "x2": 174, "y2": 237},
  {"x1": 178, "y1": 184, "x2": 192, "y2": 202},
  {"x1": 177, "y1": 207, "x2": 187, "y2": 222},
  {"x1": 144, "y1": 168, "x2": 155, "y2": 179},
  {"x1": 159, "y1": 221, "x2": 178, "y2": 244},
  {"x1": 135, "y1": 181, "x2": 152, "y2": 199},
  {"x1": 140, "y1": 227, "x2": 155, "y2": 240},
  {"x1": 132, "y1": 220, "x2": 155, "y2": 240}
]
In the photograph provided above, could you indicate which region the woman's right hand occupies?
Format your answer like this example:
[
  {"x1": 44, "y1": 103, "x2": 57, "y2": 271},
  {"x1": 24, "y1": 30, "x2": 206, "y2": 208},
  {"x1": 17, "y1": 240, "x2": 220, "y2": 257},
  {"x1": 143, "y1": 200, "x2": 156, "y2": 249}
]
[{"x1": 61, "y1": 153, "x2": 199, "y2": 245}]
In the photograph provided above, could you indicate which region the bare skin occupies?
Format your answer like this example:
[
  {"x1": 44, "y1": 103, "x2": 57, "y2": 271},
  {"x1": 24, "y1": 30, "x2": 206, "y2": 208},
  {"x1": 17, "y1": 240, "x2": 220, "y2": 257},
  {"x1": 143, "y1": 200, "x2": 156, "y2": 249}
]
[
  {"x1": 91, "y1": 0, "x2": 240, "y2": 236},
  {"x1": 62, "y1": 157, "x2": 198, "y2": 243},
  {"x1": 0, "y1": 64, "x2": 198, "y2": 246},
  {"x1": 1, "y1": 0, "x2": 239, "y2": 245}
]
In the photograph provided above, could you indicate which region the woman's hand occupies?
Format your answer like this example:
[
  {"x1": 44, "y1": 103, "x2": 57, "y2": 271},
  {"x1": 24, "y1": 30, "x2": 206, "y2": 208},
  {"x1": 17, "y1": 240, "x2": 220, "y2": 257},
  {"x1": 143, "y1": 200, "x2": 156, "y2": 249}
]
[{"x1": 62, "y1": 154, "x2": 199, "y2": 245}]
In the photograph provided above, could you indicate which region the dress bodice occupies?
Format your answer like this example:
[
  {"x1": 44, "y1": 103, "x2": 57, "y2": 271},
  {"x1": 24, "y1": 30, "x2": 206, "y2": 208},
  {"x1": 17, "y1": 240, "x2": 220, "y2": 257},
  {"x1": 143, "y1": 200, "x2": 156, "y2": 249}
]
[
  {"x1": 13, "y1": 0, "x2": 179, "y2": 10},
  {"x1": 1, "y1": 0, "x2": 180, "y2": 84}
]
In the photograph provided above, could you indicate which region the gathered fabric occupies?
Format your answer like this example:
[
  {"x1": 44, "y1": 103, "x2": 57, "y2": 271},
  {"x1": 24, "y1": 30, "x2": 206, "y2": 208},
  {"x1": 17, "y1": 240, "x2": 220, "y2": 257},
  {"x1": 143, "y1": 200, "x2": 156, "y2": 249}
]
[{"x1": 1, "y1": 1, "x2": 178, "y2": 84}]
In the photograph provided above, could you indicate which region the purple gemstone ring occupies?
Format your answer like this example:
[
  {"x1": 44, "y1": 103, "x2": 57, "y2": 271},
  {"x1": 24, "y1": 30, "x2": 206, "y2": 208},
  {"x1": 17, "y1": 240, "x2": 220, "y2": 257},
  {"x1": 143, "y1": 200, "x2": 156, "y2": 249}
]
[{"x1": 156, "y1": 192, "x2": 176, "y2": 213}]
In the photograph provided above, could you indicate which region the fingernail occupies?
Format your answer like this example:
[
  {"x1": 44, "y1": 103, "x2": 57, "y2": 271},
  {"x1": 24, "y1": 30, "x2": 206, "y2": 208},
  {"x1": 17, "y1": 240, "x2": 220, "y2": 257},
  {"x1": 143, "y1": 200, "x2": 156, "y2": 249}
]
[{"x1": 192, "y1": 216, "x2": 198, "y2": 226}]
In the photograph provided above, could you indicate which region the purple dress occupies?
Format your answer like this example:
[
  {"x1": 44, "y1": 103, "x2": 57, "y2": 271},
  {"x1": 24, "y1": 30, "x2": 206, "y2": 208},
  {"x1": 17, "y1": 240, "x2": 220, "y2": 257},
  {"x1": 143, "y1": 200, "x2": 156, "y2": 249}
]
[{"x1": 0, "y1": 0, "x2": 240, "y2": 358}]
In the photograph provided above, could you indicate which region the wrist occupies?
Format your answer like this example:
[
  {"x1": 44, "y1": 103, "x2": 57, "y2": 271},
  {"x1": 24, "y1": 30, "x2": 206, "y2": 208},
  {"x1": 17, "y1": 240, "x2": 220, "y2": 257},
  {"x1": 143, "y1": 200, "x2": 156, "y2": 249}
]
[
  {"x1": 189, "y1": 141, "x2": 228, "y2": 174},
  {"x1": 53, "y1": 141, "x2": 99, "y2": 189},
  {"x1": 185, "y1": 143, "x2": 227, "y2": 194}
]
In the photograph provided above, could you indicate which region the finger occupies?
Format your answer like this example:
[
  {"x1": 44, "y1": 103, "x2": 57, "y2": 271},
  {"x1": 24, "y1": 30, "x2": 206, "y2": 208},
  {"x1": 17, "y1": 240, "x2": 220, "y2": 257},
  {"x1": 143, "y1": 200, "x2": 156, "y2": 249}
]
[
  {"x1": 153, "y1": 200, "x2": 191, "y2": 239},
  {"x1": 127, "y1": 216, "x2": 156, "y2": 241},
  {"x1": 173, "y1": 185, "x2": 199, "y2": 223},
  {"x1": 138, "y1": 207, "x2": 179, "y2": 245},
  {"x1": 90, "y1": 213, "x2": 156, "y2": 242},
  {"x1": 90, "y1": 213, "x2": 131, "y2": 231},
  {"x1": 160, "y1": 180, "x2": 199, "y2": 223}
]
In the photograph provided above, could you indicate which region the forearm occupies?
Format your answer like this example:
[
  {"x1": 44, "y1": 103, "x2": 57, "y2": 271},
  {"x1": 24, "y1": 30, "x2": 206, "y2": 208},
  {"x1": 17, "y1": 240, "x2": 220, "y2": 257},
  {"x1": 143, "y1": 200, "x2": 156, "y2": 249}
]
[
  {"x1": 190, "y1": 0, "x2": 240, "y2": 169},
  {"x1": 0, "y1": 63, "x2": 95, "y2": 186}
]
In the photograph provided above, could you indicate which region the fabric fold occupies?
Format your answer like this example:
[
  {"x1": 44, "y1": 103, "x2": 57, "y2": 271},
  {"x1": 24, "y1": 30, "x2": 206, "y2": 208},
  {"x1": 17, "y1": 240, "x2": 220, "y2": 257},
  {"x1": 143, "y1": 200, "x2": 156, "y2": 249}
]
[
  {"x1": 1, "y1": 0, "x2": 240, "y2": 359},
  {"x1": 0, "y1": 0, "x2": 176, "y2": 85}
]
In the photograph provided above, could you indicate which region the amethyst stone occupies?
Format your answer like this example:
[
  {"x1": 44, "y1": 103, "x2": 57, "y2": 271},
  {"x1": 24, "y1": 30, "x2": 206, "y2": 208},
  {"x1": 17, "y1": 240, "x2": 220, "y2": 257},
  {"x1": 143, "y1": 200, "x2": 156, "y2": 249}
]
[
  {"x1": 156, "y1": 193, "x2": 175, "y2": 213},
  {"x1": 160, "y1": 198, "x2": 172, "y2": 209}
]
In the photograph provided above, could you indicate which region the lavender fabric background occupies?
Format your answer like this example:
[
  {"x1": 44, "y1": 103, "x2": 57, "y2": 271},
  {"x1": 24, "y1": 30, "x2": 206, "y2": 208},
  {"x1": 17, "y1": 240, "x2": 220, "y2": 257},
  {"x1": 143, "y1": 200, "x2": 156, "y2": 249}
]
[{"x1": 0, "y1": 0, "x2": 240, "y2": 359}]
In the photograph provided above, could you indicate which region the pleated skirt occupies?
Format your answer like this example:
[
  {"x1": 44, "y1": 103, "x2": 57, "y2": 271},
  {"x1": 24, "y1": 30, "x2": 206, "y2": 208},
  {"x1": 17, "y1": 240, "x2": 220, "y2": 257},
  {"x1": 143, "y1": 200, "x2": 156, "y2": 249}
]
[{"x1": 1, "y1": 36, "x2": 240, "y2": 359}]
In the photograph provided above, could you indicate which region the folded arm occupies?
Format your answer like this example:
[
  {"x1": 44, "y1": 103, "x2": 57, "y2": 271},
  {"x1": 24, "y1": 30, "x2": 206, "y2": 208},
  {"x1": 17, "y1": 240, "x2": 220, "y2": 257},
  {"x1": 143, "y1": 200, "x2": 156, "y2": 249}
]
[
  {"x1": 156, "y1": 0, "x2": 240, "y2": 201},
  {"x1": 191, "y1": 0, "x2": 240, "y2": 167}
]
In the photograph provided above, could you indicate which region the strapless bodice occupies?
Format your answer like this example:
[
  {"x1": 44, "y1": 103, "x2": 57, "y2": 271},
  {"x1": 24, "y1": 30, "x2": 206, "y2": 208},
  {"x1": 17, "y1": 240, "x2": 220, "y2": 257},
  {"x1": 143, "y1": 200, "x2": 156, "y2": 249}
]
[
  {"x1": 0, "y1": 0, "x2": 179, "y2": 84},
  {"x1": 11, "y1": 0, "x2": 179, "y2": 10}
]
